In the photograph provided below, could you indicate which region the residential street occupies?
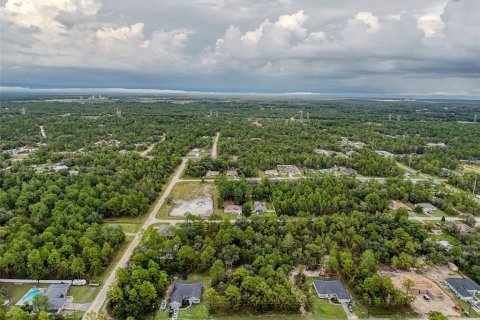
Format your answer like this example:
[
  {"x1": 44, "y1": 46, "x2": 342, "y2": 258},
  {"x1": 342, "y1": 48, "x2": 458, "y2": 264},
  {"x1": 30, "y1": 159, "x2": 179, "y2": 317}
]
[{"x1": 86, "y1": 157, "x2": 188, "y2": 315}]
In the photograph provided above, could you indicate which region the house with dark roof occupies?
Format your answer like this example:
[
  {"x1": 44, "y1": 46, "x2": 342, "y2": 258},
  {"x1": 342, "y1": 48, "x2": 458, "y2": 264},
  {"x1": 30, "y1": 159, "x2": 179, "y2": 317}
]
[
  {"x1": 313, "y1": 279, "x2": 351, "y2": 303},
  {"x1": 44, "y1": 283, "x2": 69, "y2": 313},
  {"x1": 169, "y1": 283, "x2": 203, "y2": 310},
  {"x1": 444, "y1": 278, "x2": 480, "y2": 306}
]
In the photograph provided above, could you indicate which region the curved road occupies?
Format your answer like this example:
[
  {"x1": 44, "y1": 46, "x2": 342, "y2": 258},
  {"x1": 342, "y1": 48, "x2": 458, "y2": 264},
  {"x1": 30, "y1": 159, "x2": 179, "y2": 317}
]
[{"x1": 87, "y1": 157, "x2": 188, "y2": 315}]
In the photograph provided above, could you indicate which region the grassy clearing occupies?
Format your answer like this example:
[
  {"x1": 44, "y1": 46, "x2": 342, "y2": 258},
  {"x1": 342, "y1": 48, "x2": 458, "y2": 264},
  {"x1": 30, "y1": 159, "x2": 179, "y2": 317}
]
[
  {"x1": 69, "y1": 286, "x2": 99, "y2": 303},
  {"x1": 103, "y1": 222, "x2": 140, "y2": 233},
  {"x1": 429, "y1": 232, "x2": 457, "y2": 244},
  {"x1": 463, "y1": 164, "x2": 480, "y2": 174},
  {"x1": 103, "y1": 216, "x2": 145, "y2": 224}
]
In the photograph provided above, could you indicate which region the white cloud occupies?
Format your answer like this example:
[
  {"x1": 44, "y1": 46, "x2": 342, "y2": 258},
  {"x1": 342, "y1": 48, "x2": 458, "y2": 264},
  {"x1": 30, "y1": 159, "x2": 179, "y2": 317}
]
[
  {"x1": 1, "y1": 0, "x2": 479, "y2": 96},
  {"x1": 417, "y1": 12, "x2": 444, "y2": 38},
  {"x1": 354, "y1": 11, "x2": 380, "y2": 33}
]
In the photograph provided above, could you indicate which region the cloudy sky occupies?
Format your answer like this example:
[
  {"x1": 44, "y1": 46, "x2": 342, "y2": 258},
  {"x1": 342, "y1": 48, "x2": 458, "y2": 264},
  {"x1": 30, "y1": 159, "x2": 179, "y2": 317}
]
[{"x1": 1, "y1": 0, "x2": 479, "y2": 97}]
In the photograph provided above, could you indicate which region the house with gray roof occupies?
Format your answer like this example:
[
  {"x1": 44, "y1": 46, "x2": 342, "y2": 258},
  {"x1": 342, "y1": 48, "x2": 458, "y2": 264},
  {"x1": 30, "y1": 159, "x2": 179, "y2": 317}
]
[
  {"x1": 44, "y1": 283, "x2": 69, "y2": 313},
  {"x1": 313, "y1": 279, "x2": 351, "y2": 303},
  {"x1": 254, "y1": 201, "x2": 267, "y2": 214},
  {"x1": 169, "y1": 283, "x2": 203, "y2": 310},
  {"x1": 444, "y1": 278, "x2": 480, "y2": 306}
]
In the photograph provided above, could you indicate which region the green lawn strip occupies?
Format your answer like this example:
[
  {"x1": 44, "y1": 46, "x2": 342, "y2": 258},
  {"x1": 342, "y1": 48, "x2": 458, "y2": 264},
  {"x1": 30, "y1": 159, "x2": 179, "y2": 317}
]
[
  {"x1": 69, "y1": 286, "x2": 99, "y2": 303},
  {"x1": 103, "y1": 223, "x2": 139, "y2": 233},
  {"x1": 178, "y1": 304, "x2": 210, "y2": 319}
]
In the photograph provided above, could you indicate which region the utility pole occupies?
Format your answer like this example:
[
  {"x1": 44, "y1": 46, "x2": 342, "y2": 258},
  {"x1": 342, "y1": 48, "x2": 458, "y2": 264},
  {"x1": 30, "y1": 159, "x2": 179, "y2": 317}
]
[
  {"x1": 388, "y1": 113, "x2": 392, "y2": 121},
  {"x1": 21, "y1": 107, "x2": 26, "y2": 115},
  {"x1": 474, "y1": 114, "x2": 477, "y2": 123},
  {"x1": 396, "y1": 115, "x2": 401, "y2": 121},
  {"x1": 116, "y1": 108, "x2": 121, "y2": 117},
  {"x1": 307, "y1": 112, "x2": 310, "y2": 123},
  {"x1": 300, "y1": 110, "x2": 304, "y2": 123}
]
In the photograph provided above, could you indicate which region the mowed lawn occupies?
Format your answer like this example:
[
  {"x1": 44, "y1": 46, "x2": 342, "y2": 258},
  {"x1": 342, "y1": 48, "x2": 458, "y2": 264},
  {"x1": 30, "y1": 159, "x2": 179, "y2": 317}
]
[
  {"x1": 69, "y1": 286, "x2": 99, "y2": 304},
  {"x1": 1, "y1": 283, "x2": 46, "y2": 307}
]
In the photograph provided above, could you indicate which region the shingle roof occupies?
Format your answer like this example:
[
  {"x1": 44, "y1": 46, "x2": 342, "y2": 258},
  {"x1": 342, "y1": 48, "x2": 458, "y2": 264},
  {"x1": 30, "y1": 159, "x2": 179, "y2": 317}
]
[
  {"x1": 445, "y1": 278, "x2": 480, "y2": 299},
  {"x1": 44, "y1": 283, "x2": 69, "y2": 311},
  {"x1": 313, "y1": 279, "x2": 350, "y2": 300},
  {"x1": 170, "y1": 283, "x2": 203, "y2": 304}
]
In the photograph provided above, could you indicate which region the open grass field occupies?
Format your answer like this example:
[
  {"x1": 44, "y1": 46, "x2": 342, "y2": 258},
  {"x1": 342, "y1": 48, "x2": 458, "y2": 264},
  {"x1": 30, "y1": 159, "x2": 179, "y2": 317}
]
[{"x1": 463, "y1": 164, "x2": 480, "y2": 174}]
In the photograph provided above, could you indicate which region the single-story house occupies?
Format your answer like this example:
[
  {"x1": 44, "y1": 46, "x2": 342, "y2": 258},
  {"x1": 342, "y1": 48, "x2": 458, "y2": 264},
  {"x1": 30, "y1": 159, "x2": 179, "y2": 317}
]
[
  {"x1": 254, "y1": 201, "x2": 267, "y2": 214},
  {"x1": 226, "y1": 170, "x2": 239, "y2": 178},
  {"x1": 265, "y1": 170, "x2": 278, "y2": 176},
  {"x1": 341, "y1": 168, "x2": 357, "y2": 175},
  {"x1": 313, "y1": 279, "x2": 351, "y2": 303},
  {"x1": 45, "y1": 283, "x2": 69, "y2": 313},
  {"x1": 444, "y1": 278, "x2": 480, "y2": 305},
  {"x1": 277, "y1": 165, "x2": 301, "y2": 176},
  {"x1": 224, "y1": 204, "x2": 242, "y2": 216},
  {"x1": 455, "y1": 222, "x2": 474, "y2": 234},
  {"x1": 314, "y1": 149, "x2": 331, "y2": 156},
  {"x1": 169, "y1": 283, "x2": 203, "y2": 310},
  {"x1": 376, "y1": 150, "x2": 395, "y2": 158},
  {"x1": 190, "y1": 148, "x2": 201, "y2": 158},
  {"x1": 416, "y1": 203, "x2": 437, "y2": 214},
  {"x1": 205, "y1": 170, "x2": 220, "y2": 178},
  {"x1": 53, "y1": 165, "x2": 69, "y2": 172},
  {"x1": 155, "y1": 225, "x2": 175, "y2": 238},
  {"x1": 436, "y1": 240, "x2": 452, "y2": 251}
]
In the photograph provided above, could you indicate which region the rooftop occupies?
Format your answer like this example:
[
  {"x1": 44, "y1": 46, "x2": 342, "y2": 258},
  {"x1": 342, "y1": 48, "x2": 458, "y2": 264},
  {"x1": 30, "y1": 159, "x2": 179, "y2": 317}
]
[
  {"x1": 170, "y1": 283, "x2": 203, "y2": 304},
  {"x1": 445, "y1": 278, "x2": 480, "y2": 299},
  {"x1": 313, "y1": 279, "x2": 350, "y2": 301},
  {"x1": 44, "y1": 283, "x2": 69, "y2": 311}
]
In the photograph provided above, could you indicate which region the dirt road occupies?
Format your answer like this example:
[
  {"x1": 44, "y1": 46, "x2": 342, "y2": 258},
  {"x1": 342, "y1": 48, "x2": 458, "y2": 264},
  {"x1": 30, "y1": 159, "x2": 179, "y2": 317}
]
[
  {"x1": 39, "y1": 126, "x2": 46, "y2": 138},
  {"x1": 87, "y1": 157, "x2": 188, "y2": 315},
  {"x1": 212, "y1": 132, "x2": 220, "y2": 158}
]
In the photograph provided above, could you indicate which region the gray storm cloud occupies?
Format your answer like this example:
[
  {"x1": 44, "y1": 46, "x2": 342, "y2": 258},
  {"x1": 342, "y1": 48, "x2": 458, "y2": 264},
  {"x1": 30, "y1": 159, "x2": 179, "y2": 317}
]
[{"x1": 0, "y1": 0, "x2": 479, "y2": 96}]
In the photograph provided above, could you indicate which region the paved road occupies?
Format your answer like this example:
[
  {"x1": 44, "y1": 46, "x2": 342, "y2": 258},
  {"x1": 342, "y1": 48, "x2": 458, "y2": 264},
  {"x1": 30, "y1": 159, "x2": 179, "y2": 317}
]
[
  {"x1": 87, "y1": 157, "x2": 188, "y2": 315},
  {"x1": 211, "y1": 132, "x2": 220, "y2": 159}
]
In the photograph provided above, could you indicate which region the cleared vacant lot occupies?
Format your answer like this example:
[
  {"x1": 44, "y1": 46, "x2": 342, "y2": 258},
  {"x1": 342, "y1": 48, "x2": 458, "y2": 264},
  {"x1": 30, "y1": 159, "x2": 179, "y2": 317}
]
[{"x1": 381, "y1": 270, "x2": 460, "y2": 317}]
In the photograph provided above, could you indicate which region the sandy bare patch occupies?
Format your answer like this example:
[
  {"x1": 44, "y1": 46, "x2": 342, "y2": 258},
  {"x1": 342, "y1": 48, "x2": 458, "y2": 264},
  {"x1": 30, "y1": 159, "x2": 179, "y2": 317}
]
[{"x1": 381, "y1": 269, "x2": 461, "y2": 317}]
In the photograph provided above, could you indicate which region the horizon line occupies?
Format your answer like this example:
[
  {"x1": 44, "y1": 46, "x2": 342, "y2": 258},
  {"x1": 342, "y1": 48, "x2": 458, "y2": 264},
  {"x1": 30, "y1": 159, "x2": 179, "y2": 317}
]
[{"x1": 1, "y1": 86, "x2": 479, "y2": 100}]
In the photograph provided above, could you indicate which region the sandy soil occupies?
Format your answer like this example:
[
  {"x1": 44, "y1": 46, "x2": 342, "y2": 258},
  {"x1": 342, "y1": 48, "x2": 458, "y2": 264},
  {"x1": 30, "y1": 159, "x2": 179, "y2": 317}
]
[{"x1": 381, "y1": 269, "x2": 460, "y2": 317}]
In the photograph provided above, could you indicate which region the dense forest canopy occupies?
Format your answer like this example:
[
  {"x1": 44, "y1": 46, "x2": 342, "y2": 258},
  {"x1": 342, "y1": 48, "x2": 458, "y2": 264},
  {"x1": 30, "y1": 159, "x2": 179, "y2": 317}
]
[{"x1": 0, "y1": 97, "x2": 478, "y2": 319}]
